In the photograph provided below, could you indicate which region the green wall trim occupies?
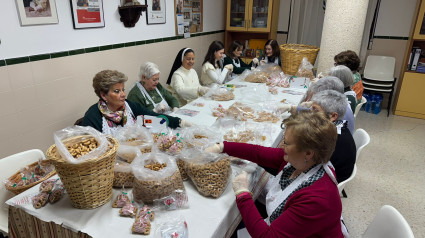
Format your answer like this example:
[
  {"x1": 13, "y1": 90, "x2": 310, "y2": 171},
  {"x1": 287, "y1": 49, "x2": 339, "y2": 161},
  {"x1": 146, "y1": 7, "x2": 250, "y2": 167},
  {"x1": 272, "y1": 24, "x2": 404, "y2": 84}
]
[
  {"x1": 0, "y1": 30, "x2": 225, "y2": 67},
  {"x1": 374, "y1": 35, "x2": 409, "y2": 40}
]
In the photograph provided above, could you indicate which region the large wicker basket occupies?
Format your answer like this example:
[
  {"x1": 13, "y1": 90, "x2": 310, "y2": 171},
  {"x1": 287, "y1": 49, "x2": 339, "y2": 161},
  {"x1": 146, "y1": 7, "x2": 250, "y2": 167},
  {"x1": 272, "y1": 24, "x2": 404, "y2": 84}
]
[
  {"x1": 280, "y1": 44, "x2": 320, "y2": 75},
  {"x1": 5, "y1": 160, "x2": 56, "y2": 195},
  {"x1": 46, "y1": 135, "x2": 119, "y2": 209}
]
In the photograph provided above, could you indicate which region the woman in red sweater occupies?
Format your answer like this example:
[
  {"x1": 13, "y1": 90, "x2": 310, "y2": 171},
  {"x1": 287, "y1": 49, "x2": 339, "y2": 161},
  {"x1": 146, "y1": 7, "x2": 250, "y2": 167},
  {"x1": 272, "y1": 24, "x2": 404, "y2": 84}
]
[{"x1": 208, "y1": 111, "x2": 345, "y2": 237}]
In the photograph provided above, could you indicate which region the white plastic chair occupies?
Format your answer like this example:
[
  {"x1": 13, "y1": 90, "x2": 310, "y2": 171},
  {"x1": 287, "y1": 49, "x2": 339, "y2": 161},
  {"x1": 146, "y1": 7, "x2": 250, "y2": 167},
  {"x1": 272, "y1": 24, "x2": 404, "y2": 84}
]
[
  {"x1": 0, "y1": 149, "x2": 46, "y2": 236},
  {"x1": 362, "y1": 205, "x2": 415, "y2": 238},
  {"x1": 354, "y1": 96, "x2": 367, "y2": 118},
  {"x1": 338, "y1": 129, "x2": 370, "y2": 197},
  {"x1": 362, "y1": 55, "x2": 397, "y2": 117}
]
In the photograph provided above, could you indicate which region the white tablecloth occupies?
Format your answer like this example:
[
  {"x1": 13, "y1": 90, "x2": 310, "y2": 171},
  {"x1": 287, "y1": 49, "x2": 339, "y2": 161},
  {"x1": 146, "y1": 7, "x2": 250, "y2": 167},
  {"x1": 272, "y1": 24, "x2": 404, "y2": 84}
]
[{"x1": 7, "y1": 77, "x2": 307, "y2": 238}]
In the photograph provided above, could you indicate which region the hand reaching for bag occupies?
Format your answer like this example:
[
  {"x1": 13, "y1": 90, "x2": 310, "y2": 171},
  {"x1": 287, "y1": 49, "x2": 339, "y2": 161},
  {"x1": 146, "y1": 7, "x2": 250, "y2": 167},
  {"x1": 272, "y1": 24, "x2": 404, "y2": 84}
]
[
  {"x1": 232, "y1": 171, "x2": 250, "y2": 196},
  {"x1": 224, "y1": 64, "x2": 234, "y2": 72}
]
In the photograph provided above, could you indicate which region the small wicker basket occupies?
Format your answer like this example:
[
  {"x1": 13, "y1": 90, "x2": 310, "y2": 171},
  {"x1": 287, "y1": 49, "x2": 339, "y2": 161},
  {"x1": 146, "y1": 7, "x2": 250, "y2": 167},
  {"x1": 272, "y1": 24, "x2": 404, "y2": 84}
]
[
  {"x1": 46, "y1": 135, "x2": 119, "y2": 209},
  {"x1": 5, "y1": 160, "x2": 56, "y2": 195},
  {"x1": 280, "y1": 44, "x2": 320, "y2": 75}
]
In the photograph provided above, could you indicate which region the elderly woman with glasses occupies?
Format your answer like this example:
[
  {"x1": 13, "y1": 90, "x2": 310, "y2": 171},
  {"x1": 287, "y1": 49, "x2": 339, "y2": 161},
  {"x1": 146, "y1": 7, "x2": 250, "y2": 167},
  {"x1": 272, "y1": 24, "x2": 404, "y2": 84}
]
[
  {"x1": 81, "y1": 70, "x2": 189, "y2": 135},
  {"x1": 206, "y1": 111, "x2": 346, "y2": 237},
  {"x1": 127, "y1": 62, "x2": 179, "y2": 114}
]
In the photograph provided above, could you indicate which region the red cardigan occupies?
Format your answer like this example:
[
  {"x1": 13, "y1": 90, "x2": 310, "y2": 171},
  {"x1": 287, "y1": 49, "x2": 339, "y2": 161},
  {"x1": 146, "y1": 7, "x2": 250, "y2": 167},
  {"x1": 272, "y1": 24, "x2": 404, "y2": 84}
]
[{"x1": 224, "y1": 142, "x2": 343, "y2": 238}]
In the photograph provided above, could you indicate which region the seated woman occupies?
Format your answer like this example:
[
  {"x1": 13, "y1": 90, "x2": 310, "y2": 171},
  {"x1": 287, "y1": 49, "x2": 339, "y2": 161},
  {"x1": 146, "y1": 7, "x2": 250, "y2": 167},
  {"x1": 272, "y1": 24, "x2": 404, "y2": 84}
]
[
  {"x1": 258, "y1": 39, "x2": 281, "y2": 66},
  {"x1": 329, "y1": 65, "x2": 357, "y2": 112},
  {"x1": 223, "y1": 40, "x2": 254, "y2": 75},
  {"x1": 81, "y1": 70, "x2": 189, "y2": 135},
  {"x1": 310, "y1": 90, "x2": 357, "y2": 183},
  {"x1": 334, "y1": 50, "x2": 364, "y2": 103},
  {"x1": 280, "y1": 76, "x2": 355, "y2": 134},
  {"x1": 207, "y1": 111, "x2": 345, "y2": 237},
  {"x1": 167, "y1": 47, "x2": 209, "y2": 106},
  {"x1": 127, "y1": 62, "x2": 179, "y2": 113},
  {"x1": 200, "y1": 41, "x2": 233, "y2": 86}
]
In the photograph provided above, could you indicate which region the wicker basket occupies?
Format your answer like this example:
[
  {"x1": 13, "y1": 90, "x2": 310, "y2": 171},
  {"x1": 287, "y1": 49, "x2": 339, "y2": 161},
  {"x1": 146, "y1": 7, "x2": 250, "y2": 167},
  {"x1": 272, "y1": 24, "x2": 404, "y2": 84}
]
[
  {"x1": 280, "y1": 44, "x2": 320, "y2": 75},
  {"x1": 46, "y1": 135, "x2": 119, "y2": 209},
  {"x1": 5, "y1": 160, "x2": 56, "y2": 195}
]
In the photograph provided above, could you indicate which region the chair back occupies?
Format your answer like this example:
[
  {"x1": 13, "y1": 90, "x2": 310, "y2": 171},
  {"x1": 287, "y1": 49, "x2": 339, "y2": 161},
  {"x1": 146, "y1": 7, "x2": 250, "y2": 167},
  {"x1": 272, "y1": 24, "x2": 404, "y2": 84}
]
[
  {"x1": 354, "y1": 96, "x2": 367, "y2": 118},
  {"x1": 337, "y1": 129, "x2": 370, "y2": 196},
  {"x1": 363, "y1": 55, "x2": 396, "y2": 82},
  {"x1": 353, "y1": 128, "x2": 371, "y2": 158},
  {"x1": 0, "y1": 149, "x2": 46, "y2": 235},
  {"x1": 362, "y1": 205, "x2": 415, "y2": 238}
]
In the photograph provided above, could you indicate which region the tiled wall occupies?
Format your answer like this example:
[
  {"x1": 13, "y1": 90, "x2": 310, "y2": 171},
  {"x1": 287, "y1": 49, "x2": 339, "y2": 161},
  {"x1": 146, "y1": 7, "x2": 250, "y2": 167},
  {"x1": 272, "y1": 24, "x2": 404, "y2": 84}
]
[{"x1": 0, "y1": 32, "x2": 224, "y2": 158}]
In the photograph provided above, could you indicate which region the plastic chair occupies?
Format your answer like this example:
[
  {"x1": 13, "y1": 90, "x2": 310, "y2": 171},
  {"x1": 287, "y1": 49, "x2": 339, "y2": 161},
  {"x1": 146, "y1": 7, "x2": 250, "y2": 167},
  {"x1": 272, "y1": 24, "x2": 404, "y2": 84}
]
[
  {"x1": 338, "y1": 129, "x2": 370, "y2": 198},
  {"x1": 0, "y1": 149, "x2": 46, "y2": 236},
  {"x1": 362, "y1": 205, "x2": 415, "y2": 238},
  {"x1": 354, "y1": 96, "x2": 367, "y2": 118},
  {"x1": 362, "y1": 55, "x2": 397, "y2": 117}
]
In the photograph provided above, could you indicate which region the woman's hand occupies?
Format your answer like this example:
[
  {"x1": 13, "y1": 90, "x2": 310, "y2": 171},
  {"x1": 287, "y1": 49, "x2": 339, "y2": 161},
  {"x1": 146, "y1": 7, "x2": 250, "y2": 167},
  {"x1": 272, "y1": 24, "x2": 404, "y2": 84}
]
[
  {"x1": 153, "y1": 103, "x2": 167, "y2": 113},
  {"x1": 224, "y1": 64, "x2": 234, "y2": 72},
  {"x1": 252, "y1": 58, "x2": 259, "y2": 65},
  {"x1": 278, "y1": 104, "x2": 294, "y2": 114},
  {"x1": 198, "y1": 86, "x2": 209, "y2": 96},
  {"x1": 260, "y1": 59, "x2": 267, "y2": 66},
  {"x1": 172, "y1": 107, "x2": 179, "y2": 112},
  {"x1": 232, "y1": 171, "x2": 250, "y2": 196},
  {"x1": 180, "y1": 120, "x2": 193, "y2": 128},
  {"x1": 205, "y1": 143, "x2": 223, "y2": 153}
]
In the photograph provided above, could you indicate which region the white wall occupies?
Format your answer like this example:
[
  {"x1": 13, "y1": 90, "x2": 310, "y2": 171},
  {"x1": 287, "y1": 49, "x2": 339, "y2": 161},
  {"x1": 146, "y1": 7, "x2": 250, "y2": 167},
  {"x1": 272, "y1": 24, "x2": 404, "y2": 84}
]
[
  {"x1": 374, "y1": 0, "x2": 417, "y2": 37},
  {"x1": 0, "y1": 0, "x2": 225, "y2": 59},
  {"x1": 278, "y1": 0, "x2": 290, "y2": 32}
]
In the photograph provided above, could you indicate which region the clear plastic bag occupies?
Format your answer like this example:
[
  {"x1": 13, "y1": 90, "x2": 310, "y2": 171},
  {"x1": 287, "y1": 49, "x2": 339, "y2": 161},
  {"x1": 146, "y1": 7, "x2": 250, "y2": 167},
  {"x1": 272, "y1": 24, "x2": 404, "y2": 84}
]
[
  {"x1": 181, "y1": 125, "x2": 222, "y2": 150},
  {"x1": 152, "y1": 189, "x2": 189, "y2": 211},
  {"x1": 131, "y1": 151, "x2": 185, "y2": 203},
  {"x1": 113, "y1": 159, "x2": 135, "y2": 188},
  {"x1": 53, "y1": 126, "x2": 109, "y2": 164},
  {"x1": 181, "y1": 148, "x2": 231, "y2": 198},
  {"x1": 204, "y1": 85, "x2": 235, "y2": 101},
  {"x1": 238, "y1": 84, "x2": 271, "y2": 104},
  {"x1": 156, "y1": 216, "x2": 189, "y2": 238},
  {"x1": 295, "y1": 57, "x2": 315, "y2": 79},
  {"x1": 115, "y1": 124, "x2": 153, "y2": 163},
  {"x1": 153, "y1": 128, "x2": 184, "y2": 155}
]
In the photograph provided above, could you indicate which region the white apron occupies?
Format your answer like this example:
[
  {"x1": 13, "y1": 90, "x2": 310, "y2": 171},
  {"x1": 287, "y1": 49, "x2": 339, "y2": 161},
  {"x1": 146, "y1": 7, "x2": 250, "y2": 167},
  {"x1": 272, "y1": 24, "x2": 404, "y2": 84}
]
[{"x1": 136, "y1": 82, "x2": 170, "y2": 113}]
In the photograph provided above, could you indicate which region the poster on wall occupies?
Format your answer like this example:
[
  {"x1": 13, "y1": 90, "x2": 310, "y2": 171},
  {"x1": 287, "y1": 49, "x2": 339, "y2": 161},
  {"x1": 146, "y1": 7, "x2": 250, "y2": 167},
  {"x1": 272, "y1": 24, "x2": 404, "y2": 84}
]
[
  {"x1": 146, "y1": 0, "x2": 166, "y2": 24},
  {"x1": 15, "y1": 0, "x2": 59, "y2": 26},
  {"x1": 174, "y1": 0, "x2": 202, "y2": 35},
  {"x1": 70, "y1": 0, "x2": 105, "y2": 29}
]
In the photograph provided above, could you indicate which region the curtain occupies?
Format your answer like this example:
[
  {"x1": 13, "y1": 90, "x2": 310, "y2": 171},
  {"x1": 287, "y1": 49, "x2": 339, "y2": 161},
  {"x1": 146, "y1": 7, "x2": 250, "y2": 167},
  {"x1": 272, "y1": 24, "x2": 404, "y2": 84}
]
[{"x1": 286, "y1": 0, "x2": 325, "y2": 47}]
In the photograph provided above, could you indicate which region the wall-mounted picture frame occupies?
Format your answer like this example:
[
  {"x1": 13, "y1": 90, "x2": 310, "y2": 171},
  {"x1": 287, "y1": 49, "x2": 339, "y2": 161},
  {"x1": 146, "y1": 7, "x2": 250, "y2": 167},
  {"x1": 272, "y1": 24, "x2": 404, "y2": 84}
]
[
  {"x1": 15, "y1": 0, "x2": 59, "y2": 26},
  {"x1": 146, "y1": 0, "x2": 166, "y2": 24},
  {"x1": 70, "y1": 0, "x2": 105, "y2": 29}
]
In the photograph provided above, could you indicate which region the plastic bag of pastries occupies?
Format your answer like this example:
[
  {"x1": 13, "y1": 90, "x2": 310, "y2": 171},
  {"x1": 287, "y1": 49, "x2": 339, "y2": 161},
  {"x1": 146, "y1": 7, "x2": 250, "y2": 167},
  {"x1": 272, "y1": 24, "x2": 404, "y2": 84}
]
[
  {"x1": 155, "y1": 216, "x2": 188, "y2": 238},
  {"x1": 181, "y1": 148, "x2": 231, "y2": 198},
  {"x1": 53, "y1": 126, "x2": 109, "y2": 164},
  {"x1": 113, "y1": 159, "x2": 134, "y2": 188},
  {"x1": 115, "y1": 124, "x2": 153, "y2": 163},
  {"x1": 204, "y1": 84, "x2": 235, "y2": 101},
  {"x1": 295, "y1": 57, "x2": 315, "y2": 79},
  {"x1": 131, "y1": 150, "x2": 185, "y2": 204}
]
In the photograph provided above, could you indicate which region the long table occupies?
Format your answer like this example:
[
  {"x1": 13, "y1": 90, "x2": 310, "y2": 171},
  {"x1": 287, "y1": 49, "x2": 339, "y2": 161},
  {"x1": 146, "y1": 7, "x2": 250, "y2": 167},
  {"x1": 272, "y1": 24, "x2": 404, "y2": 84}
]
[{"x1": 6, "y1": 77, "x2": 307, "y2": 238}]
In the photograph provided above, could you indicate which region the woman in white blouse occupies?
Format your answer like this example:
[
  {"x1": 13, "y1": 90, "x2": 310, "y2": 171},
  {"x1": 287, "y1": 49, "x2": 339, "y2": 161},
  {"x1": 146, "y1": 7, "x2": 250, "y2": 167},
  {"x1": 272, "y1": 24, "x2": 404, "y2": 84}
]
[
  {"x1": 167, "y1": 47, "x2": 210, "y2": 106},
  {"x1": 200, "y1": 41, "x2": 233, "y2": 86}
]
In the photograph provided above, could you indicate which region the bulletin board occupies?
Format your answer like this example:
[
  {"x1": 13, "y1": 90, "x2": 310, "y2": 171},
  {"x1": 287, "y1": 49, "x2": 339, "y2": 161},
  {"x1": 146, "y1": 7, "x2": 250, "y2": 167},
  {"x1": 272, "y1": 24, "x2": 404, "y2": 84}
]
[{"x1": 174, "y1": 0, "x2": 203, "y2": 35}]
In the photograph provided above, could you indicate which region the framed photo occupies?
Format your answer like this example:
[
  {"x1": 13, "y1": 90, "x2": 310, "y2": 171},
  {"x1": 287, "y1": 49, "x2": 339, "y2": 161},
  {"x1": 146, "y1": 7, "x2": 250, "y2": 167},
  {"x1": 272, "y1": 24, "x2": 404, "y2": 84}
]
[
  {"x1": 146, "y1": 0, "x2": 166, "y2": 24},
  {"x1": 15, "y1": 0, "x2": 59, "y2": 26},
  {"x1": 192, "y1": 12, "x2": 200, "y2": 25},
  {"x1": 192, "y1": 0, "x2": 200, "y2": 12},
  {"x1": 70, "y1": 0, "x2": 105, "y2": 29},
  {"x1": 183, "y1": 0, "x2": 191, "y2": 7}
]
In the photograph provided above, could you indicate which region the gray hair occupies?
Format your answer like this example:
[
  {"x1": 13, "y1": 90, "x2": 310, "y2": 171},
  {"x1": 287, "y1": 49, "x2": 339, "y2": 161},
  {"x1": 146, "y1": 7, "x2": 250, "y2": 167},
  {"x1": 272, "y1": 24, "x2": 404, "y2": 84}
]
[
  {"x1": 311, "y1": 90, "x2": 347, "y2": 120},
  {"x1": 328, "y1": 65, "x2": 354, "y2": 88},
  {"x1": 310, "y1": 76, "x2": 344, "y2": 94},
  {"x1": 93, "y1": 70, "x2": 128, "y2": 98},
  {"x1": 139, "y1": 62, "x2": 160, "y2": 80}
]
